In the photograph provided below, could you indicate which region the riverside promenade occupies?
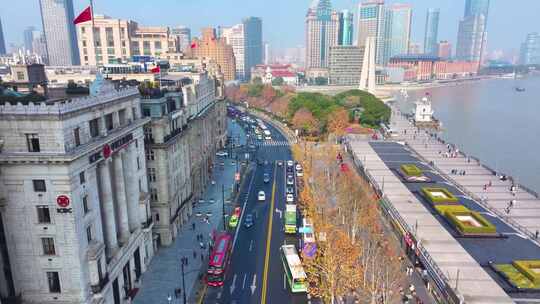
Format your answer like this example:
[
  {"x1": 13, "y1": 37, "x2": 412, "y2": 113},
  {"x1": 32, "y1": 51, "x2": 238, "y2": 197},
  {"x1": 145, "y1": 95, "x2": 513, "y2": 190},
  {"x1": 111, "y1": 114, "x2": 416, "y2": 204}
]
[
  {"x1": 389, "y1": 107, "x2": 540, "y2": 241},
  {"x1": 345, "y1": 138, "x2": 514, "y2": 304}
]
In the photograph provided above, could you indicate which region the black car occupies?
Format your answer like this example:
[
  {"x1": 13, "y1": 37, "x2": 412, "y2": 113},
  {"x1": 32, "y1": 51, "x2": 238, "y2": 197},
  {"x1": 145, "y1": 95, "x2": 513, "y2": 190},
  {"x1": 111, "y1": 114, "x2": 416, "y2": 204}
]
[
  {"x1": 286, "y1": 187, "x2": 294, "y2": 194},
  {"x1": 287, "y1": 166, "x2": 293, "y2": 173}
]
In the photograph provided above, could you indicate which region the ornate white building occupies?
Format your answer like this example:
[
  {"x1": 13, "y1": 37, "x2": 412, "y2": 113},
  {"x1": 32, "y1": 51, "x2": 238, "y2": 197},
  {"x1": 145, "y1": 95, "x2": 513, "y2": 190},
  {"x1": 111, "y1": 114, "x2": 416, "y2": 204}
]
[{"x1": 0, "y1": 78, "x2": 154, "y2": 303}]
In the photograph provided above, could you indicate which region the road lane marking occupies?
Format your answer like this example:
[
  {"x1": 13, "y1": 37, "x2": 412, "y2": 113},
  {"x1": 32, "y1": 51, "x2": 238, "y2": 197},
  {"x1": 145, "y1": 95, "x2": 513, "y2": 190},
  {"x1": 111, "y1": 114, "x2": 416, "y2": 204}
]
[
  {"x1": 260, "y1": 162, "x2": 278, "y2": 304},
  {"x1": 275, "y1": 208, "x2": 282, "y2": 219},
  {"x1": 232, "y1": 168, "x2": 256, "y2": 254},
  {"x1": 249, "y1": 239, "x2": 254, "y2": 252},
  {"x1": 230, "y1": 274, "x2": 237, "y2": 294},
  {"x1": 242, "y1": 273, "x2": 247, "y2": 289},
  {"x1": 250, "y1": 274, "x2": 257, "y2": 295},
  {"x1": 283, "y1": 272, "x2": 286, "y2": 290}
]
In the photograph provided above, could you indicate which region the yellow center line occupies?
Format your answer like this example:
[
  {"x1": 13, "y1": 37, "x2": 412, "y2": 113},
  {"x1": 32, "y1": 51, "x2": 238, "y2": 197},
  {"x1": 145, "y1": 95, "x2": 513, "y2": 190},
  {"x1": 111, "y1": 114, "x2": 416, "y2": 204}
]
[{"x1": 261, "y1": 161, "x2": 278, "y2": 304}]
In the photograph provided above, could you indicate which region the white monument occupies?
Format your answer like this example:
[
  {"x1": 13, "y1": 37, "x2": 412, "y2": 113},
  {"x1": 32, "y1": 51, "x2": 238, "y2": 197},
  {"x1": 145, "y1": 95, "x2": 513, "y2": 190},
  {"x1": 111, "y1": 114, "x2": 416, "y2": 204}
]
[{"x1": 359, "y1": 37, "x2": 376, "y2": 94}]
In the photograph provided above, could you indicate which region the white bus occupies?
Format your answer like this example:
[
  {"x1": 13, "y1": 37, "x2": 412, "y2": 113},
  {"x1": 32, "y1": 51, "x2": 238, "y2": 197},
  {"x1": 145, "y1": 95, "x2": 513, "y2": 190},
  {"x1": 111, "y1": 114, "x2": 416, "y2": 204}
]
[{"x1": 280, "y1": 245, "x2": 308, "y2": 293}]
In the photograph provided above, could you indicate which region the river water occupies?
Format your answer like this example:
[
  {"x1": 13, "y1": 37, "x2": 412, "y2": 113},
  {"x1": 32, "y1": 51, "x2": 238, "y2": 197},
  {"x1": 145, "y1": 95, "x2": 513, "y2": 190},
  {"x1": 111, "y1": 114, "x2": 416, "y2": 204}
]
[{"x1": 395, "y1": 75, "x2": 540, "y2": 192}]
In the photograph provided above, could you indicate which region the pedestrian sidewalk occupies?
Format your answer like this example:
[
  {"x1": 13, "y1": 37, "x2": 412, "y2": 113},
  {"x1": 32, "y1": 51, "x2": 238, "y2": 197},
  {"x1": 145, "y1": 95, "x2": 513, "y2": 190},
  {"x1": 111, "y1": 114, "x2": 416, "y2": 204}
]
[{"x1": 133, "y1": 120, "x2": 246, "y2": 304}]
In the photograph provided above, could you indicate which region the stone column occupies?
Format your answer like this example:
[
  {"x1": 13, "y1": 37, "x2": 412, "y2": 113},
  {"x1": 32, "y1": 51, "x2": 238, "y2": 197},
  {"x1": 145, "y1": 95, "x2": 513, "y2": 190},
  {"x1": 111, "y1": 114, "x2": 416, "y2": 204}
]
[
  {"x1": 124, "y1": 145, "x2": 141, "y2": 231},
  {"x1": 113, "y1": 153, "x2": 131, "y2": 243},
  {"x1": 97, "y1": 160, "x2": 118, "y2": 257}
]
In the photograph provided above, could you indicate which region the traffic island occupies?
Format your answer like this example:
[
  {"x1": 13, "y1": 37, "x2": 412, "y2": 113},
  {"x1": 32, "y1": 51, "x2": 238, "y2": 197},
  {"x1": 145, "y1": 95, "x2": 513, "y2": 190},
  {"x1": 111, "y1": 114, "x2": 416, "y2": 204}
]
[
  {"x1": 397, "y1": 164, "x2": 431, "y2": 182},
  {"x1": 492, "y1": 260, "x2": 540, "y2": 291},
  {"x1": 421, "y1": 187, "x2": 459, "y2": 205}
]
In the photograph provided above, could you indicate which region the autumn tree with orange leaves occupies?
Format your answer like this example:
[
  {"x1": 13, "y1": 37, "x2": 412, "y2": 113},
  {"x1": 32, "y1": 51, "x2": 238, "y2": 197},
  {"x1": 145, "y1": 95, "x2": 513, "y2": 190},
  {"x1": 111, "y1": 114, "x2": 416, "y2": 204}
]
[{"x1": 294, "y1": 142, "x2": 404, "y2": 304}]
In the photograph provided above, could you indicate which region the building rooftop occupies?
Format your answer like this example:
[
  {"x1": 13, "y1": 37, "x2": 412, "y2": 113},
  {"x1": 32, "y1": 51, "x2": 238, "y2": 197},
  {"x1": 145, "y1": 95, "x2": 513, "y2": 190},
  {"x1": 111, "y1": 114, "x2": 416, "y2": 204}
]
[{"x1": 390, "y1": 54, "x2": 441, "y2": 61}]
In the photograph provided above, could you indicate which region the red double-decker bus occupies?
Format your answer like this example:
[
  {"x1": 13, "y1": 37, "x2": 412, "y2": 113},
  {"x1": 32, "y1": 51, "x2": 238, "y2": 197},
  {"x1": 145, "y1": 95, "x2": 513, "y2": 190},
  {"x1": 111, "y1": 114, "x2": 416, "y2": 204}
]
[{"x1": 207, "y1": 232, "x2": 232, "y2": 286}]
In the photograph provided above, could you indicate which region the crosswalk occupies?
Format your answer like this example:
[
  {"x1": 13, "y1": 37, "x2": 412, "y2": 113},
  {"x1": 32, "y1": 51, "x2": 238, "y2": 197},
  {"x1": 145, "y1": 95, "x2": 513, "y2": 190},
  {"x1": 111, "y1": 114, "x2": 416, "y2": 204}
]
[{"x1": 256, "y1": 140, "x2": 290, "y2": 147}]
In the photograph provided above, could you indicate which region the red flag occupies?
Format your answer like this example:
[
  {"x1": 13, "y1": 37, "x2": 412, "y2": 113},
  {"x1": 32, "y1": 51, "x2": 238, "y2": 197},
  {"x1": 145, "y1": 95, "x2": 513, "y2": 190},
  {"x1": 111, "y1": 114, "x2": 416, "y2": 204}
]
[
  {"x1": 150, "y1": 66, "x2": 160, "y2": 73},
  {"x1": 74, "y1": 6, "x2": 92, "y2": 25},
  {"x1": 190, "y1": 42, "x2": 197, "y2": 49}
]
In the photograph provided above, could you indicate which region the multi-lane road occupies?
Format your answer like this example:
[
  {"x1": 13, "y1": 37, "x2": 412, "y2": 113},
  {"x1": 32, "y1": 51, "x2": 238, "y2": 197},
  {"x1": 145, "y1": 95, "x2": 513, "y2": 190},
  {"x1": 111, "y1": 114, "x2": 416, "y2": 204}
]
[{"x1": 204, "y1": 114, "x2": 308, "y2": 304}]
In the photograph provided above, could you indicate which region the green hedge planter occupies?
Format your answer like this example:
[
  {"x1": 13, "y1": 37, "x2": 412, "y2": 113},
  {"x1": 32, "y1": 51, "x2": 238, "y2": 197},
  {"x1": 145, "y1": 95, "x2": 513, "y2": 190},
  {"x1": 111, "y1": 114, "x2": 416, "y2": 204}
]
[
  {"x1": 514, "y1": 260, "x2": 540, "y2": 285},
  {"x1": 494, "y1": 263, "x2": 540, "y2": 289},
  {"x1": 421, "y1": 187, "x2": 459, "y2": 204},
  {"x1": 434, "y1": 204, "x2": 470, "y2": 216},
  {"x1": 446, "y1": 211, "x2": 497, "y2": 235},
  {"x1": 401, "y1": 164, "x2": 423, "y2": 177}
]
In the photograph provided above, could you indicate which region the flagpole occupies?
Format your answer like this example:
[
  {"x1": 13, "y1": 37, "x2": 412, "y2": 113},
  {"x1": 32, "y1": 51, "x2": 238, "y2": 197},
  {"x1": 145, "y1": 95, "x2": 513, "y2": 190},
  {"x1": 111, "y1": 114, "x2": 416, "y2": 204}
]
[{"x1": 89, "y1": 0, "x2": 98, "y2": 69}]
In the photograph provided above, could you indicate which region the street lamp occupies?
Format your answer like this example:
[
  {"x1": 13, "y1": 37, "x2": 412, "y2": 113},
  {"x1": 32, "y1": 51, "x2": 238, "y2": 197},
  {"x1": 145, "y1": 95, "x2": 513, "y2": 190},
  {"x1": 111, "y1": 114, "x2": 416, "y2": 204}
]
[{"x1": 181, "y1": 262, "x2": 187, "y2": 304}]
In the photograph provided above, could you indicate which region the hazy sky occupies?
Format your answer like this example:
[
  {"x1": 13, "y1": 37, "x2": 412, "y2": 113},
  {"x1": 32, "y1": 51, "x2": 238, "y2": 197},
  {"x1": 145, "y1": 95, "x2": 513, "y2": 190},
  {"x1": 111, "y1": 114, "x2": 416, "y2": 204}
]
[{"x1": 1, "y1": 0, "x2": 539, "y2": 56}]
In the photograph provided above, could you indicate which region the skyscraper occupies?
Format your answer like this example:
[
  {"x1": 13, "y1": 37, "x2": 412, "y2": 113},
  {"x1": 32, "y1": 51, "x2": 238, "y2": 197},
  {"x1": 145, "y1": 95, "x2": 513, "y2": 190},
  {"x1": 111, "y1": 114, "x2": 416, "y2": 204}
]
[
  {"x1": 357, "y1": 0, "x2": 385, "y2": 64},
  {"x1": 243, "y1": 17, "x2": 263, "y2": 80},
  {"x1": 381, "y1": 4, "x2": 412, "y2": 64},
  {"x1": 221, "y1": 24, "x2": 246, "y2": 80},
  {"x1": 23, "y1": 26, "x2": 44, "y2": 53},
  {"x1": 464, "y1": 0, "x2": 490, "y2": 19},
  {"x1": 171, "y1": 26, "x2": 191, "y2": 52},
  {"x1": 305, "y1": 0, "x2": 340, "y2": 70},
  {"x1": 423, "y1": 8, "x2": 440, "y2": 55},
  {"x1": 39, "y1": 0, "x2": 80, "y2": 65},
  {"x1": 0, "y1": 17, "x2": 6, "y2": 55},
  {"x1": 338, "y1": 10, "x2": 354, "y2": 46},
  {"x1": 456, "y1": 0, "x2": 489, "y2": 63},
  {"x1": 519, "y1": 32, "x2": 540, "y2": 65},
  {"x1": 456, "y1": 14, "x2": 486, "y2": 62}
]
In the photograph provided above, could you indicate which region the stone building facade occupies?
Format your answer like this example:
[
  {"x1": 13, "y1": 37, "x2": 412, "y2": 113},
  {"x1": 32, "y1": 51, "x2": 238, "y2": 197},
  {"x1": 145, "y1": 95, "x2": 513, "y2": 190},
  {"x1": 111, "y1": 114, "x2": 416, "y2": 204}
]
[
  {"x1": 0, "y1": 81, "x2": 155, "y2": 303},
  {"x1": 142, "y1": 72, "x2": 226, "y2": 246}
]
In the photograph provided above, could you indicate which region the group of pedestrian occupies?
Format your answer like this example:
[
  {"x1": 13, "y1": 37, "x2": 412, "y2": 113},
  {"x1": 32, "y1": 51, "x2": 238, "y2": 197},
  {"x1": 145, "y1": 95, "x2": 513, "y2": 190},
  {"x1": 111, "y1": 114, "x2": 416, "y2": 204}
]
[
  {"x1": 450, "y1": 169, "x2": 466, "y2": 175},
  {"x1": 405, "y1": 265, "x2": 415, "y2": 276}
]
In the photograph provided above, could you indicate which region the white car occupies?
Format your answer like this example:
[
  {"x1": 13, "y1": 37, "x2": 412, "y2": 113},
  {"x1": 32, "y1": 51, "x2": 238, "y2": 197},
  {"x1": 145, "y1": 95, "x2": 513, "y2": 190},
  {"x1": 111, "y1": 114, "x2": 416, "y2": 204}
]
[
  {"x1": 286, "y1": 193, "x2": 294, "y2": 203},
  {"x1": 216, "y1": 151, "x2": 228, "y2": 157},
  {"x1": 296, "y1": 171, "x2": 303, "y2": 177},
  {"x1": 265, "y1": 136, "x2": 272, "y2": 140},
  {"x1": 295, "y1": 164, "x2": 302, "y2": 171},
  {"x1": 286, "y1": 177, "x2": 294, "y2": 185},
  {"x1": 258, "y1": 191, "x2": 266, "y2": 201},
  {"x1": 287, "y1": 160, "x2": 294, "y2": 167}
]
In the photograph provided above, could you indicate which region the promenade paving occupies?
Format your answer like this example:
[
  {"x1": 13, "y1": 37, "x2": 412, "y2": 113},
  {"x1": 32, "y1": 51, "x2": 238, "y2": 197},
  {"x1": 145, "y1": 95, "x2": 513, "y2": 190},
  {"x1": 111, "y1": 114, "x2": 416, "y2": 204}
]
[
  {"x1": 133, "y1": 120, "x2": 246, "y2": 304},
  {"x1": 346, "y1": 139, "x2": 514, "y2": 304},
  {"x1": 389, "y1": 107, "x2": 540, "y2": 239}
]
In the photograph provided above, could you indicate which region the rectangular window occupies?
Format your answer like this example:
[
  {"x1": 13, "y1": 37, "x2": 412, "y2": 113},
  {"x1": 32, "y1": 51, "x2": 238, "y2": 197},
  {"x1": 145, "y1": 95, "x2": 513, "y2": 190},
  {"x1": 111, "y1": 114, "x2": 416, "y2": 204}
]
[
  {"x1": 136, "y1": 157, "x2": 141, "y2": 170},
  {"x1": 148, "y1": 168, "x2": 156, "y2": 182},
  {"x1": 17, "y1": 71, "x2": 25, "y2": 80},
  {"x1": 33, "y1": 180, "x2": 46, "y2": 192},
  {"x1": 25, "y1": 133, "x2": 40, "y2": 152},
  {"x1": 37, "y1": 206, "x2": 51, "y2": 223},
  {"x1": 154, "y1": 41, "x2": 162, "y2": 50},
  {"x1": 42, "y1": 237, "x2": 56, "y2": 255},
  {"x1": 105, "y1": 113, "x2": 114, "y2": 131},
  {"x1": 82, "y1": 40, "x2": 87, "y2": 47},
  {"x1": 145, "y1": 149, "x2": 155, "y2": 161},
  {"x1": 89, "y1": 118, "x2": 100, "y2": 138},
  {"x1": 150, "y1": 188, "x2": 158, "y2": 202},
  {"x1": 47, "y1": 272, "x2": 61, "y2": 293},
  {"x1": 81, "y1": 27, "x2": 86, "y2": 34},
  {"x1": 82, "y1": 195, "x2": 90, "y2": 214},
  {"x1": 74, "y1": 128, "x2": 81, "y2": 147},
  {"x1": 118, "y1": 109, "x2": 127, "y2": 125},
  {"x1": 79, "y1": 171, "x2": 85, "y2": 184},
  {"x1": 86, "y1": 226, "x2": 93, "y2": 243},
  {"x1": 132, "y1": 107, "x2": 137, "y2": 120}
]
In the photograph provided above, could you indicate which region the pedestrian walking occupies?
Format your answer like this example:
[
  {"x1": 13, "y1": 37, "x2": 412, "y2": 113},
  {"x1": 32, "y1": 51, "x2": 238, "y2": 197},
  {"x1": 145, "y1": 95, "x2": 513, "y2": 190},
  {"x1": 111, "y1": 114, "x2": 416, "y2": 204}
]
[
  {"x1": 535, "y1": 230, "x2": 539, "y2": 239},
  {"x1": 193, "y1": 250, "x2": 197, "y2": 259},
  {"x1": 201, "y1": 254, "x2": 204, "y2": 263},
  {"x1": 192, "y1": 222, "x2": 195, "y2": 230}
]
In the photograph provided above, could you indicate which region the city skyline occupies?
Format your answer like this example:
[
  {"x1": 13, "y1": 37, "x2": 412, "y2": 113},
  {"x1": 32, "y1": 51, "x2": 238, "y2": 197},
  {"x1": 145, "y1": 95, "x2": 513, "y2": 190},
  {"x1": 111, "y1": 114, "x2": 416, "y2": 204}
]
[{"x1": 1, "y1": 0, "x2": 539, "y2": 56}]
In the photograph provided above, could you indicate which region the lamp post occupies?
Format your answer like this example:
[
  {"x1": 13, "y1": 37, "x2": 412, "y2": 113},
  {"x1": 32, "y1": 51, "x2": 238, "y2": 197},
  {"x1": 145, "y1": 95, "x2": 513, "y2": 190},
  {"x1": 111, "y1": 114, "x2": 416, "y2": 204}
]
[
  {"x1": 222, "y1": 184, "x2": 226, "y2": 230},
  {"x1": 181, "y1": 262, "x2": 187, "y2": 304}
]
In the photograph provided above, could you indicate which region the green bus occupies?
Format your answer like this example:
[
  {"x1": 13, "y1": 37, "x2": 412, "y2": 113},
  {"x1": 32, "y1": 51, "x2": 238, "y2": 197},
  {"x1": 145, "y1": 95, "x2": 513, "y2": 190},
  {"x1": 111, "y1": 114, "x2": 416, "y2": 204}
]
[
  {"x1": 280, "y1": 244, "x2": 308, "y2": 293},
  {"x1": 284, "y1": 204, "x2": 297, "y2": 234}
]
